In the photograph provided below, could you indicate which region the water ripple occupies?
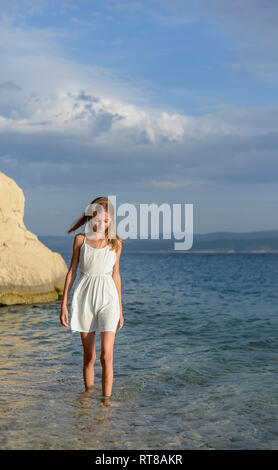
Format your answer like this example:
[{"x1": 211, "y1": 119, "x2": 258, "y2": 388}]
[{"x1": 1, "y1": 252, "x2": 278, "y2": 449}]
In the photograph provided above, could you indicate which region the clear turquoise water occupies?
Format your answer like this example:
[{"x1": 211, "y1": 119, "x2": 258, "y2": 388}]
[{"x1": 1, "y1": 245, "x2": 278, "y2": 449}]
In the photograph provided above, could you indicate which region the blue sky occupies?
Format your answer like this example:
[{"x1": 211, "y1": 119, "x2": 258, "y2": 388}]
[{"x1": 0, "y1": 0, "x2": 278, "y2": 235}]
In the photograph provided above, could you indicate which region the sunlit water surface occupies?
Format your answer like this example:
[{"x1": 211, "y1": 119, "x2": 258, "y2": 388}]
[{"x1": 1, "y1": 247, "x2": 278, "y2": 449}]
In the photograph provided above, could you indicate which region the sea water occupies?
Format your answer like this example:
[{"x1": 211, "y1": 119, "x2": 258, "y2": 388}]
[{"x1": 0, "y1": 241, "x2": 278, "y2": 449}]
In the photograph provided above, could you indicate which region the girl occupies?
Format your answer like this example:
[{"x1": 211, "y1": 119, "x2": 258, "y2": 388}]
[{"x1": 59, "y1": 196, "x2": 124, "y2": 398}]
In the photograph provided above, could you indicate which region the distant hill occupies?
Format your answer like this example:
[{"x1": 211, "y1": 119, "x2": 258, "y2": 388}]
[{"x1": 38, "y1": 230, "x2": 278, "y2": 253}]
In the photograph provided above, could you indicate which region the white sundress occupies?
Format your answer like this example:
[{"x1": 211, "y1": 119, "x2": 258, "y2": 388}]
[{"x1": 70, "y1": 234, "x2": 120, "y2": 333}]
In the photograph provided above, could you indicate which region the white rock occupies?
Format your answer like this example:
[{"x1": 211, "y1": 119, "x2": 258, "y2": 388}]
[{"x1": 0, "y1": 171, "x2": 68, "y2": 306}]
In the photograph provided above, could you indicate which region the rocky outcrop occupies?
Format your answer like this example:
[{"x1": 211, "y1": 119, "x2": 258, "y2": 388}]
[{"x1": 0, "y1": 171, "x2": 68, "y2": 306}]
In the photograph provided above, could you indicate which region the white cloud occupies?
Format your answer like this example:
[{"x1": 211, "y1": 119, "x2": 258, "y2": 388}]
[
  {"x1": 137, "y1": 178, "x2": 207, "y2": 189},
  {"x1": 2, "y1": 81, "x2": 278, "y2": 148},
  {"x1": 0, "y1": 7, "x2": 278, "y2": 195},
  {"x1": 0, "y1": 0, "x2": 78, "y2": 23},
  {"x1": 154, "y1": 0, "x2": 278, "y2": 82}
]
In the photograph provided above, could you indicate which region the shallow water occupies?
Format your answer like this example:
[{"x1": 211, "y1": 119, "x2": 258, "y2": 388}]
[{"x1": 1, "y1": 247, "x2": 278, "y2": 449}]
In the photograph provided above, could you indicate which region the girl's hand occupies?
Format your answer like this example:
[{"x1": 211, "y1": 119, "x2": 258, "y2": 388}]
[
  {"x1": 60, "y1": 305, "x2": 69, "y2": 328},
  {"x1": 117, "y1": 315, "x2": 124, "y2": 330}
]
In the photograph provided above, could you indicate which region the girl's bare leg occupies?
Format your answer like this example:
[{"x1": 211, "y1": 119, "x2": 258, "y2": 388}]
[
  {"x1": 100, "y1": 331, "x2": 116, "y2": 397},
  {"x1": 80, "y1": 331, "x2": 96, "y2": 391}
]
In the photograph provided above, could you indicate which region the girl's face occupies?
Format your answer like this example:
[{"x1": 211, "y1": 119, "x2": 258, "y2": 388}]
[{"x1": 92, "y1": 210, "x2": 110, "y2": 236}]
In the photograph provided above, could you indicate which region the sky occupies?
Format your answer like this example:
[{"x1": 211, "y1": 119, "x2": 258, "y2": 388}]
[{"x1": 0, "y1": 0, "x2": 277, "y2": 236}]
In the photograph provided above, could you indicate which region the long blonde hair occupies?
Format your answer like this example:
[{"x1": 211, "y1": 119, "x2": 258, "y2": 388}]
[{"x1": 67, "y1": 196, "x2": 122, "y2": 253}]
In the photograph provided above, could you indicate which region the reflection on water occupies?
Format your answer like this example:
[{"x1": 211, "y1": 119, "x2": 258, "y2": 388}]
[{"x1": 1, "y1": 253, "x2": 278, "y2": 449}]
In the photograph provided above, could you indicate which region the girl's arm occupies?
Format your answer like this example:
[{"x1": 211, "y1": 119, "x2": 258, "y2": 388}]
[
  {"x1": 61, "y1": 234, "x2": 83, "y2": 309},
  {"x1": 112, "y1": 240, "x2": 123, "y2": 317}
]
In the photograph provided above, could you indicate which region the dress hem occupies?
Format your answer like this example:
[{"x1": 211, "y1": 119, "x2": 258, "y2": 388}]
[{"x1": 71, "y1": 328, "x2": 117, "y2": 333}]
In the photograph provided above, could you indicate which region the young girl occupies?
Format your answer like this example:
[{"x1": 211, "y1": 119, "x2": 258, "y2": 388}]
[{"x1": 59, "y1": 196, "x2": 124, "y2": 398}]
